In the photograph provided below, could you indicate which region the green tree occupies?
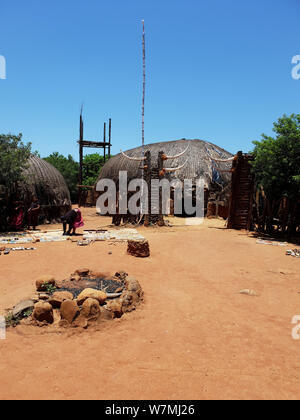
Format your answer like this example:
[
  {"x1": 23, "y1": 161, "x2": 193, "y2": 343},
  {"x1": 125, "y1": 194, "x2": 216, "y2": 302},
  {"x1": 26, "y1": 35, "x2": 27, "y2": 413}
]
[
  {"x1": 0, "y1": 133, "x2": 32, "y2": 191},
  {"x1": 43, "y1": 152, "x2": 109, "y2": 202},
  {"x1": 82, "y1": 153, "x2": 106, "y2": 186},
  {"x1": 252, "y1": 114, "x2": 300, "y2": 200},
  {"x1": 43, "y1": 152, "x2": 79, "y2": 202}
]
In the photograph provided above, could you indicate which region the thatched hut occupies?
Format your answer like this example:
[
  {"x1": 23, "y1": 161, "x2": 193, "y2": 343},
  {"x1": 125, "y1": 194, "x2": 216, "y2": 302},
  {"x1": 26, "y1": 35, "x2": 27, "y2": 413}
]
[
  {"x1": 97, "y1": 139, "x2": 233, "y2": 220},
  {"x1": 18, "y1": 155, "x2": 71, "y2": 223}
]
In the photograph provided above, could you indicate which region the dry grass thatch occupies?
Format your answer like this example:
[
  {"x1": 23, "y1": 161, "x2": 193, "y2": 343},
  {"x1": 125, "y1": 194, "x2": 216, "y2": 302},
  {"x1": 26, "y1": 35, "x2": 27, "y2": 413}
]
[
  {"x1": 98, "y1": 139, "x2": 233, "y2": 189},
  {"x1": 19, "y1": 155, "x2": 72, "y2": 222}
]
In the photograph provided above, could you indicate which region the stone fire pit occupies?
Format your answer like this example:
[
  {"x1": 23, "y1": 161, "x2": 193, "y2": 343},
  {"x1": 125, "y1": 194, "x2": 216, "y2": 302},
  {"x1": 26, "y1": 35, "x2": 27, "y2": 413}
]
[{"x1": 6, "y1": 269, "x2": 143, "y2": 330}]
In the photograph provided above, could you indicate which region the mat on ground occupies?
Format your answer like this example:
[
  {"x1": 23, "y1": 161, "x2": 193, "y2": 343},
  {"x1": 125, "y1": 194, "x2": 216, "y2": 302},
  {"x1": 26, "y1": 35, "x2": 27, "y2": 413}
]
[{"x1": 83, "y1": 228, "x2": 145, "y2": 242}]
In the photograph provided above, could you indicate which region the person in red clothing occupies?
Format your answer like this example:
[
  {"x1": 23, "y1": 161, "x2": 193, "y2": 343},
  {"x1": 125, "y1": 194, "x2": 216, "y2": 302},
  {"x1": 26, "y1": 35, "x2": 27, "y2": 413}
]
[
  {"x1": 8, "y1": 197, "x2": 25, "y2": 231},
  {"x1": 61, "y1": 208, "x2": 84, "y2": 235},
  {"x1": 27, "y1": 196, "x2": 40, "y2": 230},
  {"x1": 73, "y1": 208, "x2": 84, "y2": 234}
]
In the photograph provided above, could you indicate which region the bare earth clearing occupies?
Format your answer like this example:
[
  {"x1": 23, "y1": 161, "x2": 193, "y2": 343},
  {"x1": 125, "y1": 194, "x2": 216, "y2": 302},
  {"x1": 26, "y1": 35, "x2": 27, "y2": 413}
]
[{"x1": 0, "y1": 208, "x2": 299, "y2": 400}]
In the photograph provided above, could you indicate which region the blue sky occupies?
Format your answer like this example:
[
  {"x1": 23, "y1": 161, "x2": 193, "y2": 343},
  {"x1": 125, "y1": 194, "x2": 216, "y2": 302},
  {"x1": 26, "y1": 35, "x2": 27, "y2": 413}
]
[{"x1": 0, "y1": 0, "x2": 299, "y2": 158}]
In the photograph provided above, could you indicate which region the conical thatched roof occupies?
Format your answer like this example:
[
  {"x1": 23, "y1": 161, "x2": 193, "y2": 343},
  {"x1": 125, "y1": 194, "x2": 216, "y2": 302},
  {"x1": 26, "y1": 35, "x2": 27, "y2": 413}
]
[
  {"x1": 98, "y1": 139, "x2": 233, "y2": 188},
  {"x1": 19, "y1": 155, "x2": 71, "y2": 222}
]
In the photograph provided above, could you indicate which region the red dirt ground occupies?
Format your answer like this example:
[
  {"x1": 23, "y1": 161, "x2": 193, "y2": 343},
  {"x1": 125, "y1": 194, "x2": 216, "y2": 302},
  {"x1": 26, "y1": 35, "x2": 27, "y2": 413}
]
[{"x1": 0, "y1": 208, "x2": 300, "y2": 400}]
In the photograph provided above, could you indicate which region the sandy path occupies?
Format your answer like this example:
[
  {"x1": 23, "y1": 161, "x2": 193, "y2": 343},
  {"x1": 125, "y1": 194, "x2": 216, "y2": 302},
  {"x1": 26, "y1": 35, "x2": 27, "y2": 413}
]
[{"x1": 0, "y1": 210, "x2": 299, "y2": 400}]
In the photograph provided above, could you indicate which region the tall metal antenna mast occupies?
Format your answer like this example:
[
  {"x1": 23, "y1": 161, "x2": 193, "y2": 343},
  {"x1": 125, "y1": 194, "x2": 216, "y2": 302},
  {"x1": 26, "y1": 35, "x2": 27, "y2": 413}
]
[
  {"x1": 141, "y1": 20, "x2": 146, "y2": 218},
  {"x1": 142, "y1": 19, "x2": 146, "y2": 154}
]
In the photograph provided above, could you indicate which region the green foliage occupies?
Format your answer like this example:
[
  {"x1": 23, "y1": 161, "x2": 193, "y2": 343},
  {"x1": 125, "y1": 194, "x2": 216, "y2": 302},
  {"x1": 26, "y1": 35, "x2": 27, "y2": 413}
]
[
  {"x1": 5, "y1": 307, "x2": 33, "y2": 328},
  {"x1": 0, "y1": 133, "x2": 108, "y2": 205},
  {"x1": 252, "y1": 114, "x2": 300, "y2": 200},
  {"x1": 82, "y1": 153, "x2": 106, "y2": 186},
  {"x1": 42, "y1": 282, "x2": 57, "y2": 294},
  {"x1": 43, "y1": 152, "x2": 111, "y2": 202},
  {"x1": 23, "y1": 308, "x2": 33, "y2": 318},
  {"x1": 43, "y1": 152, "x2": 79, "y2": 202},
  {"x1": 5, "y1": 312, "x2": 20, "y2": 327},
  {"x1": 0, "y1": 133, "x2": 32, "y2": 191}
]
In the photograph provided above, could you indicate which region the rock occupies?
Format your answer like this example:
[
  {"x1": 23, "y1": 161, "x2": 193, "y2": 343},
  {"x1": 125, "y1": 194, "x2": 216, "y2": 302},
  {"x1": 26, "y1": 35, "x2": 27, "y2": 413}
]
[
  {"x1": 121, "y1": 291, "x2": 134, "y2": 312},
  {"x1": 52, "y1": 309, "x2": 62, "y2": 324},
  {"x1": 23, "y1": 294, "x2": 39, "y2": 303},
  {"x1": 127, "y1": 239, "x2": 150, "y2": 258},
  {"x1": 48, "y1": 291, "x2": 74, "y2": 308},
  {"x1": 25, "y1": 293, "x2": 40, "y2": 303},
  {"x1": 71, "y1": 298, "x2": 101, "y2": 328},
  {"x1": 238, "y1": 289, "x2": 259, "y2": 297},
  {"x1": 125, "y1": 276, "x2": 142, "y2": 293},
  {"x1": 81, "y1": 298, "x2": 101, "y2": 319},
  {"x1": 278, "y1": 269, "x2": 295, "y2": 275},
  {"x1": 105, "y1": 300, "x2": 123, "y2": 319},
  {"x1": 33, "y1": 302, "x2": 54, "y2": 324},
  {"x1": 12, "y1": 300, "x2": 34, "y2": 319},
  {"x1": 38, "y1": 293, "x2": 50, "y2": 301},
  {"x1": 121, "y1": 277, "x2": 143, "y2": 313},
  {"x1": 60, "y1": 300, "x2": 80, "y2": 324},
  {"x1": 114, "y1": 270, "x2": 128, "y2": 280},
  {"x1": 69, "y1": 274, "x2": 81, "y2": 282},
  {"x1": 75, "y1": 268, "x2": 90, "y2": 277},
  {"x1": 58, "y1": 319, "x2": 70, "y2": 328},
  {"x1": 36, "y1": 275, "x2": 56, "y2": 292},
  {"x1": 100, "y1": 306, "x2": 115, "y2": 321},
  {"x1": 72, "y1": 316, "x2": 88, "y2": 329},
  {"x1": 89, "y1": 271, "x2": 111, "y2": 280},
  {"x1": 77, "y1": 288, "x2": 107, "y2": 306},
  {"x1": 19, "y1": 316, "x2": 33, "y2": 326},
  {"x1": 30, "y1": 296, "x2": 40, "y2": 303}
]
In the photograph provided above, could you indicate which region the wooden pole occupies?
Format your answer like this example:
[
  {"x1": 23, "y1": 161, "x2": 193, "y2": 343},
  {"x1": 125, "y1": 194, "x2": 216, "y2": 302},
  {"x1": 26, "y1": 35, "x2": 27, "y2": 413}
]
[
  {"x1": 227, "y1": 152, "x2": 241, "y2": 229},
  {"x1": 78, "y1": 110, "x2": 84, "y2": 206},
  {"x1": 79, "y1": 111, "x2": 83, "y2": 185},
  {"x1": 144, "y1": 150, "x2": 151, "y2": 226},
  {"x1": 142, "y1": 20, "x2": 145, "y2": 154},
  {"x1": 158, "y1": 151, "x2": 164, "y2": 226},
  {"x1": 140, "y1": 20, "x2": 146, "y2": 219},
  {"x1": 108, "y1": 118, "x2": 111, "y2": 159},
  {"x1": 103, "y1": 122, "x2": 106, "y2": 163}
]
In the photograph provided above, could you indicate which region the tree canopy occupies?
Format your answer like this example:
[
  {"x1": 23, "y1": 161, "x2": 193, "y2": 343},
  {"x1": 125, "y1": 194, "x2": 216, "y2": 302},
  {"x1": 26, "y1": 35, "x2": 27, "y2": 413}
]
[
  {"x1": 82, "y1": 153, "x2": 106, "y2": 187},
  {"x1": 0, "y1": 133, "x2": 108, "y2": 204},
  {"x1": 43, "y1": 152, "x2": 107, "y2": 202},
  {"x1": 252, "y1": 114, "x2": 300, "y2": 200},
  {"x1": 43, "y1": 152, "x2": 79, "y2": 202},
  {"x1": 0, "y1": 133, "x2": 32, "y2": 192}
]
